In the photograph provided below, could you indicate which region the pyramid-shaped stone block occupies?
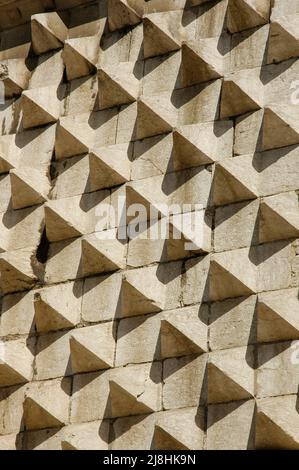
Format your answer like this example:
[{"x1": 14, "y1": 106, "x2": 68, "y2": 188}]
[
  {"x1": 0, "y1": 58, "x2": 31, "y2": 98},
  {"x1": 210, "y1": 249, "x2": 257, "y2": 301},
  {"x1": 45, "y1": 198, "x2": 88, "y2": 242},
  {"x1": 259, "y1": 192, "x2": 299, "y2": 243},
  {"x1": 89, "y1": 144, "x2": 131, "y2": 190},
  {"x1": 143, "y1": 12, "x2": 183, "y2": 59},
  {"x1": 10, "y1": 168, "x2": 49, "y2": 209},
  {"x1": 0, "y1": 339, "x2": 33, "y2": 387},
  {"x1": 212, "y1": 156, "x2": 259, "y2": 206},
  {"x1": 63, "y1": 36, "x2": 98, "y2": 81},
  {"x1": 108, "y1": 0, "x2": 143, "y2": 32},
  {"x1": 227, "y1": 0, "x2": 270, "y2": 33},
  {"x1": 22, "y1": 86, "x2": 60, "y2": 129},
  {"x1": 0, "y1": 134, "x2": 20, "y2": 173},
  {"x1": 97, "y1": 62, "x2": 140, "y2": 109},
  {"x1": 257, "y1": 288, "x2": 299, "y2": 342},
  {"x1": 120, "y1": 267, "x2": 165, "y2": 316},
  {"x1": 268, "y1": 14, "x2": 299, "y2": 63},
  {"x1": 208, "y1": 347, "x2": 254, "y2": 403},
  {"x1": 81, "y1": 231, "x2": 126, "y2": 277},
  {"x1": 261, "y1": 105, "x2": 299, "y2": 151},
  {"x1": 23, "y1": 379, "x2": 70, "y2": 430},
  {"x1": 256, "y1": 396, "x2": 299, "y2": 449},
  {"x1": 34, "y1": 283, "x2": 81, "y2": 333},
  {"x1": 181, "y1": 39, "x2": 224, "y2": 87},
  {"x1": 70, "y1": 323, "x2": 115, "y2": 373},
  {"x1": 221, "y1": 69, "x2": 263, "y2": 118},
  {"x1": 31, "y1": 12, "x2": 68, "y2": 55}
]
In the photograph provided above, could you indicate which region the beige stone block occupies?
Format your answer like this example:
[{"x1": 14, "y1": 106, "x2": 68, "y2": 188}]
[
  {"x1": 256, "y1": 395, "x2": 299, "y2": 449},
  {"x1": 0, "y1": 205, "x2": 44, "y2": 252},
  {"x1": 143, "y1": 51, "x2": 181, "y2": 95},
  {"x1": 214, "y1": 200, "x2": 259, "y2": 252},
  {"x1": 45, "y1": 231, "x2": 126, "y2": 284},
  {"x1": 45, "y1": 191, "x2": 111, "y2": 242},
  {"x1": 65, "y1": 76, "x2": 97, "y2": 116},
  {"x1": 97, "y1": 61, "x2": 142, "y2": 109},
  {"x1": 0, "y1": 98, "x2": 21, "y2": 135},
  {"x1": 55, "y1": 109, "x2": 118, "y2": 160},
  {"x1": 177, "y1": 80, "x2": 222, "y2": 125},
  {"x1": 63, "y1": 35, "x2": 99, "y2": 81},
  {"x1": 182, "y1": 255, "x2": 210, "y2": 305},
  {"x1": 257, "y1": 240, "x2": 295, "y2": 292},
  {"x1": 10, "y1": 167, "x2": 50, "y2": 210},
  {"x1": 208, "y1": 346, "x2": 255, "y2": 404},
  {"x1": 0, "y1": 174, "x2": 11, "y2": 214},
  {"x1": 143, "y1": 11, "x2": 185, "y2": 59},
  {"x1": 131, "y1": 133, "x2": 173, "y2": 180},
  {"x1": 109, "y1": 362, "x2": 162, "y2": 418},
  {"x1": 0, "y1": 433, "x2": 21, "y2": 450},
  {"x1": 210, "y1": 248, "x2": 257, "y2": 301},
  {"x1": 51, "y1": 155, "x2": 90, "y2": 199},
  {"x1": 0, "y1": 291, "x2": 35, "y2": 337},
  {"x1": 108, "y1": 0, "x2": 143, "y2": 32},
  {"x1": 112, "y1": 407, "x2": 205, "y2": 450},
  {"x1": 35, "y1": 331, "x2": 71, "y2": 381},
  {"x1": 259, "y1": 192, "x2": 299, "y2": 243},
  {"x1": 31, "y1": 12, "x2": 67, "y2": 55},
  {"x1": 81, "y1": 231, "x2": 127, "y2": 276},
  {"x1": 163, "y1": 355, "x2": 207, "y2": 409},
  {"x1": 234, "y1": 109, "x2": 264, "y2": 156},
  {"x1": 45, "y1": 238, "x2": 81, "y2": 284},
  {"x1": 210, "y1": 295, "x2": 257, "y2": 350},
  {"x1": 212, "y1": 154, "x2": 259, "y2": 206},
  {"x1": 257, "y1": 341, "x2": 299, "y2": 397},
  {"x1": 221, "y1": 68, "x2": 264, "y2": 119},
  {"x1": 34, "y1": 281, "x2": 82, "y2": 333},
  {"x1": 100, "y1": 28, "x2": 132, "y2": 66},
  {"x1": 259, "y1": 145, "x2": 299, "y2": 196},
  {"x1": 267, "y1": 15, "x2": 299, "y2": 64},
  {"x1": 70, "y1": 323, "x2": 116, "y2": 373},
  {"x1": 22, "y1": 85, "x2": 61, "y2": 130},
  {"x1": 82, "y1": 273, "x2": 122, "y2": 322},
  {"x1": 127, "y1": 211, "x2": 211, "y2": 267},
  {"x1": 70, "y1": 371, "x2": 109, "y2": 423},
  {"x1": 15, "y1": 125, "x2": 56, "y2": 172},
  {"x1": 111, "y1": 413, "x2": 156, "y2": 450},
  {"x1": 116, "y1": 305, "x2": 208, "y2": 366},
  {"x1": 0, "y1": 385, "x2": 26, "y2": 435},
  {"x1": 230, "y1": 25, "x2": 269, "y2": 72},
  {"x1": 89, "y1": 143, "x2": 132, "y2": 190},
  {"x1": 136, "y1": 94, "x2": 177, "y2": 140},
  {"x1": 24, "y1": 428, "x2": 62, "y2": 450},
  {"x1": 0, "y1": 246, "x2": 41, "y2": 294},
  {"x1": 257, "y1": 288, "x2": 299, "y2": 343},
  {"x1": 227, "y1": 0, "x2": 270, "y2": 33},
  {"x1": 23, "y1": 378, "x2": 71, "y2": 430},
  {"x1": 207, "y1": 400, "x2": 255, "y2": 450},
  {"x1": 115, "y1": 102, "x2": 138, "y2": 144},
  {"x1": 61, "y1": 421, "x2": 109, "y2": 450},
  {"x1": 29, "y1": 51, "x2": 64, "y2": 88},
  {"x1": 0, "y1": 337, "x2": 34, "y2": 387},
  {"x1": 0, "y1": 57, "x2": 30, "y2": 99},
  {"x1": 180, "y1": 37, "x2": 228, "y2": 87},
  {"x1": 172, "y1": 121, "x2": 233, "y2": 167},
  {"x1": 71, "y1": 363, "x2": 162, "y2": 422}
]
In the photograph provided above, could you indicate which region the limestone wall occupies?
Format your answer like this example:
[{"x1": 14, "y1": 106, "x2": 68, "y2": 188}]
[{"x1": 0, "y1": 0, "x2": 298, "y2": 450}]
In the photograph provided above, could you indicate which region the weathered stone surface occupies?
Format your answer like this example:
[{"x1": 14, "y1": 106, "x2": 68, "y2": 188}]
[{"x1": 0, "y1": 0, "x2": 298, "y2": 451}]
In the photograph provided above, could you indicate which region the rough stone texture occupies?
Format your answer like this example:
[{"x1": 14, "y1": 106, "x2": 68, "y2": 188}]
[{"x1": 0, "y1": 0, "x2": 298, "y2": 450}]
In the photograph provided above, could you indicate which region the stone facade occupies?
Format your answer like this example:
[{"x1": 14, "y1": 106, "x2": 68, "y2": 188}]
[{"x1": 0, "y1": 0, "x2": 299, "y2": 450}]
